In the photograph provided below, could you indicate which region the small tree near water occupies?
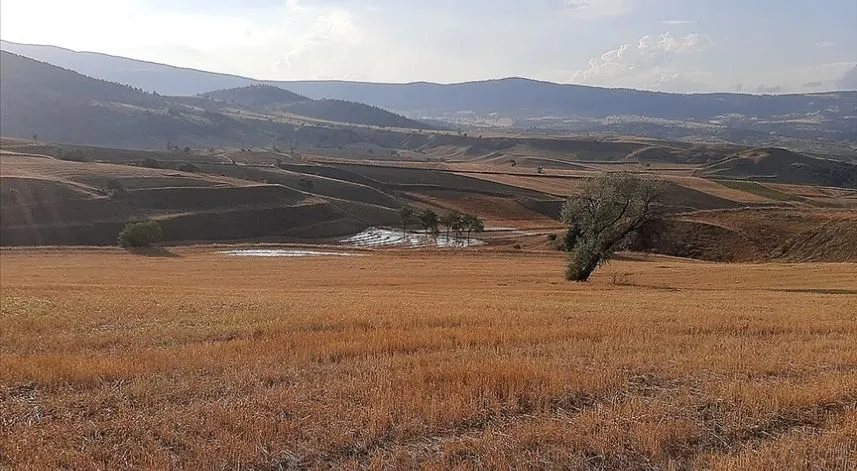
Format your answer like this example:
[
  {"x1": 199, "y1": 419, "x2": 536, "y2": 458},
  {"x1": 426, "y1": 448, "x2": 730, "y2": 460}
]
[
  {"x1": 417, "y1": 209, "x2": 440, "y2": 236},
  {"x1": 562, "y1": 173, "x2": 664, "y2": 282},
  {"x1": 399, "y1": 206, "x2": 415, "y2": 234},
  {"x1": 118, "y1": 221, "x2": 164, "y2": 248}
]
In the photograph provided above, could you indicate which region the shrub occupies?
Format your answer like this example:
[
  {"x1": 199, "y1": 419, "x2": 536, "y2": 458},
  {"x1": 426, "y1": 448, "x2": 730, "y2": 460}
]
[
  {"x1": 105, "y1": 179, "x2": 124, "y2": 195},
  {"x1": 610, "y1": 273, "x2": 634, "y2": 286},
  {"x1": 140, "y1": 157, "x2": 161, "y2": 169},
  {"x1": 177, "y1": 163, "x2": 198, "y2": 173},
  {"x1": 56, "y1": 149, "x2": 89, "y2": 162},
  {"x1": 118, "y1": 221, "x2": 163, "y2": 248}
]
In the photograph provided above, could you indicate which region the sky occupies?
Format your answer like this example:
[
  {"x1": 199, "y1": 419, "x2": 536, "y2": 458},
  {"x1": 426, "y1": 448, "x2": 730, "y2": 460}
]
[{"x1": 1, "y1": 0, "x2": 856, "y2": 93}]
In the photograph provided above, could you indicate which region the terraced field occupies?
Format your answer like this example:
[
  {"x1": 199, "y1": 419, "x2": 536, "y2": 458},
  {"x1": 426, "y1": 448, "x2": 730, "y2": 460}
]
[{"x1": 2, "y1": 138, "x2": 856, "y2": 263}]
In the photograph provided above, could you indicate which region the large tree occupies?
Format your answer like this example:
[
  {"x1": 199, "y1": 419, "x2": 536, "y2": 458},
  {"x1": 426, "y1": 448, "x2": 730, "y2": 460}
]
[{"x1": 562, "y1": 173, "x2": 664, "y2": 282}]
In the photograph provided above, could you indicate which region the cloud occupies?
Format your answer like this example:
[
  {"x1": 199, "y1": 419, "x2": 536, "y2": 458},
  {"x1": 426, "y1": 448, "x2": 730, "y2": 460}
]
[
  {"x1": 838, "y1": 66, "x2": 857, "y2": 90},
  {"x1": 755, "y1": 85, "x2": 783, "y2": 94},
  {"x1": 571, "y1": 32, "x2": 712, "y2": 91},
  {"x1": 661, "y1": 20, "x2": 696, "y2": 25},
  {"x1": 802, "y1": 81, "x2": 823, "y2": 89},
  {"x1": 816, "y1": 41, "x2": 835, "y2": 48}
]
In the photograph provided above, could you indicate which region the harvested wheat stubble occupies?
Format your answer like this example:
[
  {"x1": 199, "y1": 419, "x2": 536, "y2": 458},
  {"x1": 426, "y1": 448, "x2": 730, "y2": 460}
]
[{"x1": 1, "y1": 248, "x2": 855, "y2": 470}]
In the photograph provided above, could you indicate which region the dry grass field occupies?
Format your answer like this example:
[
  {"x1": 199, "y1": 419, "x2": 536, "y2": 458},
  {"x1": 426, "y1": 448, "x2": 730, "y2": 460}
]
[{"x1": 1, "y1": 248, "x2": 856, "y2": 470}]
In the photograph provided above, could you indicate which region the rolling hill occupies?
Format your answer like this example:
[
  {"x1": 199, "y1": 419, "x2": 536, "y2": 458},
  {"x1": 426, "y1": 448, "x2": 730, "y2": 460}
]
[
  {"x1": 2, "y1": 135, "x2": 856, "y2": 262},
  {"x1": 699, "y1": 148, "x2": 857, "y2": 187}
]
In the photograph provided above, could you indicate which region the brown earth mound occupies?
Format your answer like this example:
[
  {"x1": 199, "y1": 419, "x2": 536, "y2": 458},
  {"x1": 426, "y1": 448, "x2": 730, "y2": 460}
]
[{"x1": 639, "y1": 208, "x2": 857, "y2": 262}]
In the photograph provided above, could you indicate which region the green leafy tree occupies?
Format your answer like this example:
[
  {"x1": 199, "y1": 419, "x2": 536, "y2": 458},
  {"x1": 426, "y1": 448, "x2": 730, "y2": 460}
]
[
  {"x1": 461, "y1": 214, "x2": 485, "y2": 245},
  {"x1": 440, "y1": 211, "x2": 463, "y2": 243},
  {"x1": 118, "y1": 221, "x2": 164, "y2": 248},
  {"x1": 561, "y1": 173, "x2": 664, "y2": 282},
  {"x1": 399, "y1": 206, "x2": 415, "y2": 234},
  {"x1": 417, "y1": 209, "x2": 440, "y2": 236}
]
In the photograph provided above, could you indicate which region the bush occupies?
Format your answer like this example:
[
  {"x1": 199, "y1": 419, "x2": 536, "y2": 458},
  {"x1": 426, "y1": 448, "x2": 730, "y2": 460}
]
[
  {"x1": 118, "y1": 221, "x2": 163, "y2": 248},
  {"x1": 140, "y1": 157, "x2": 161, "y2": 169},
  {"x1": 56, "y1": 149, "x2": 89, "y2": 162},
  {"x1": 177, "y1": 163, "x2": 198, "y2": 173},
  {"x1": 105, "y1": 179, "x2": 125, "y2": 196}
]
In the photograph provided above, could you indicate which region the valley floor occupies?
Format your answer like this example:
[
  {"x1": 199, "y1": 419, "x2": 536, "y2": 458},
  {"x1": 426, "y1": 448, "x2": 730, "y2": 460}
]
[{"x1": 1, "y1": 248, "x2": 856, "y2": 469}]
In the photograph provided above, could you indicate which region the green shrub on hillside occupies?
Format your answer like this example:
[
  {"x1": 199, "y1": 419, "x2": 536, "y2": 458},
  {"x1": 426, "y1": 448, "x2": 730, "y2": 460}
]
[
  {"x1": 118, "y1": 221, "x2": 163, "y2": 248},
  {"x1": 56, "y1": 148, "x2": 90, "y2": 162}
]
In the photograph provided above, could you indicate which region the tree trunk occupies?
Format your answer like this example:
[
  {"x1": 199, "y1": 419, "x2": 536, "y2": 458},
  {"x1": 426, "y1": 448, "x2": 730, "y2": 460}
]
[{"x1": 566, "y1": 252, "x2": 603, "y2": 282}]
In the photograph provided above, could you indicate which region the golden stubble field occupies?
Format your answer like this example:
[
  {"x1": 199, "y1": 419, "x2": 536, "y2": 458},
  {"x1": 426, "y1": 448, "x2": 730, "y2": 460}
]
[{"x1": 1, "y1": 248, "x2": 856, "y2": 470}]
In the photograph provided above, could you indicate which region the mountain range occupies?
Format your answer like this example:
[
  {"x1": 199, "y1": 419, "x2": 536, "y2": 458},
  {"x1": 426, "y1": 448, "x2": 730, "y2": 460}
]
[{"x1": 3, "y1": 40, "x2": 856, "y2": 154}]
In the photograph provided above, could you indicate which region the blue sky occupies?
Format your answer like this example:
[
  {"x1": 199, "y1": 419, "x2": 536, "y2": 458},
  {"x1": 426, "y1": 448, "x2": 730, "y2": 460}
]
[{"x1": 1, "y1": 0, "x2": 855, "y2": 92}]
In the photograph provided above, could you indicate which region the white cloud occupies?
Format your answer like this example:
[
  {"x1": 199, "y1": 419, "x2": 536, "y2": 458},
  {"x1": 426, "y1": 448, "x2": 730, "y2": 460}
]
[
  {"x1": 571, "y1": 33, "x2": 712, "y2": 91},
  {"x1": 661, "y1": 20, "x2": 696, "y2": 25},
  {"x1": 817, "y1": 41, "x2": 835, "y2": 48}
]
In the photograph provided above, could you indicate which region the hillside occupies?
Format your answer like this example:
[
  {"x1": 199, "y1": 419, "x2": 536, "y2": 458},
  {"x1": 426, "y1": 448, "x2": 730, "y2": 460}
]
[
  {"x1": 3, "y1": 137, "x2": 856, "y2": 262},
  {"x1": 699, "y1": 147, "x2": 857, "y2": 187},
  {"x1": 0, "y1": 149, "x2": 401, "y2": 246},
  {"x1": 201, "y1": 85, "x2": 309, "y2": 107},
  {"x1": 0, "y1": 40, "x2": 252, "y2": 95},
  {"x1": 1, "y1": 52, "x2": 853, "y2": 190},
  {"x1": 282, "y1": 99, "x2": 431, "y2": 129},
  {"x1": 0, "y1": 53, "x2": 425, "y2": 149},
  {"x1": 0, "y1": 52, "x2": 262, "y2": 149},
  {"x1": 4, "y1": 40, "x2": 856, "y2": 152},
  {"x1": 201, "y1": 85, "x2": 430, "y2": 129}
]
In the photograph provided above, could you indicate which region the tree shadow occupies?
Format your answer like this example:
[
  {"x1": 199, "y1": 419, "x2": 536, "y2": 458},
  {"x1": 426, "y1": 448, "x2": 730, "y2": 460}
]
[{"x1": 124, "y1": 247, "x2": 182, "y2": 258}]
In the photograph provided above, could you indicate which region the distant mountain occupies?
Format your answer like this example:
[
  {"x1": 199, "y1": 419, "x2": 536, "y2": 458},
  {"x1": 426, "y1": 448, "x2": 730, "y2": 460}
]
[
  {"x1": 0, "y1": 40, "x2": 252, "y2": 95},
  {"x1": 269, "y1": 78, "x2": 855, "y2": 120},
  {"x1": 4, "y1": 40, "x2": 855, "y2": 152}
]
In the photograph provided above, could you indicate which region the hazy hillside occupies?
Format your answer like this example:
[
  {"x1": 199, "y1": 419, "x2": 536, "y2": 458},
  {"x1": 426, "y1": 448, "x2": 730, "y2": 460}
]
[
  {"x1": 201, "y1": 85, "x2": 309, "y2": 107},
  {"x1": 201, "y1": 85, "x2": 430, "y2": 129},
  {"x1": 272, "y1": 78, "x2": 848, "y2": 119},
  {"x1": 0, "y1": 53, "x2": 424, "y2": 149},
  {"x1": 282, "y1": 99, "x2": 431, "y2": 129},
  {"x1": 0, "y1": 40, "x2": 252, "y2": 95}
]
